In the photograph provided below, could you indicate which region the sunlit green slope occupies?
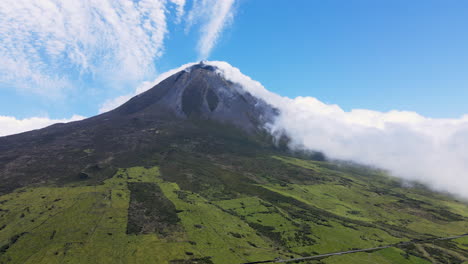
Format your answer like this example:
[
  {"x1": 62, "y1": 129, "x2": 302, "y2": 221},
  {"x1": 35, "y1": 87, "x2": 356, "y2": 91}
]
[{"x1": 1, "y1": 154, "x2": 467, "y2": 264}]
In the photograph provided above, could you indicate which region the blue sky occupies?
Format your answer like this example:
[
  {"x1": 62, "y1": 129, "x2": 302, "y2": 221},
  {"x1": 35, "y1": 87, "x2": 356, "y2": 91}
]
[
  {"x1": 225, "y1": 0, "x2": 468, "y2": 118},
  {"x1": 217, "y1": 0, "x2": 468, "y2": 119},
  {"x1": 1, "y1": 0, "x2": 468, "y2": 126}
]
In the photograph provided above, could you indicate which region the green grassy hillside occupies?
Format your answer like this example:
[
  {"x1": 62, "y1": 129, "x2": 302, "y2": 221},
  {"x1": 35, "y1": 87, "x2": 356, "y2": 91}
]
[{"x1": 1, "y1": 154, "x2": 467, "y2": 264}]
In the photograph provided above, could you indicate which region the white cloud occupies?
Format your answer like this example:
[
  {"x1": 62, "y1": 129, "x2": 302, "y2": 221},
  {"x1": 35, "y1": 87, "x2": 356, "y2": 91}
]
[
  {"x1": 186, "y1": 0, "x2": 236, "y2": 59},
  {"x1": 270, "y1": 101, "x2": 468, "y2": 199},
  {"x1": 0, "y1": 0, "x2": 169, "y2": 96},
  {"x1": 169, "y1": 0, "x2": 186, "y2": 23},
  {"x1": 0, "y1": 115, "x2": 85, "y2": 137},
  {"x1": 207, "y1": 61, "x2": 468, "y2": 199}
]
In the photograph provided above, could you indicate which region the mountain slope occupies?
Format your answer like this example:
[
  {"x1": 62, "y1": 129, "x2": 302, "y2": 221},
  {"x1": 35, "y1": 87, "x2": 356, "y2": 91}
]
[
  {"x1": 0, "y1": 63, "x2": 276, "y2": 195},
  {"x1": 0, "y1": 62, "x2": 467, "y2": 264}
]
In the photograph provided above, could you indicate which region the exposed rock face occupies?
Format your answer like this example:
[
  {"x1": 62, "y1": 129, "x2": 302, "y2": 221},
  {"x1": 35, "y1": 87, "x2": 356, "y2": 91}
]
[
  {"x1": 114, "y1": 63, "x2": 277, "y2": 133},
  {"x1": 0, "y1": 62, "x2": 278, "y2": 194}
]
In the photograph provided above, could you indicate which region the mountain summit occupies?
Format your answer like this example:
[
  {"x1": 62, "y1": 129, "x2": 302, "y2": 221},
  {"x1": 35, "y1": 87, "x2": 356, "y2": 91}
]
[
  {"x1": 1, "y1": 62, "x2": 467, "y2": 264},
  {"x1": 112, "y1": 62, "x2": 277, "y2": 133}
]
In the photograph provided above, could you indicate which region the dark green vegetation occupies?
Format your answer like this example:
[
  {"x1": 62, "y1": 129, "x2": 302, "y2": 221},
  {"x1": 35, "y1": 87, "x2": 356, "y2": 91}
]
[
  {"x1": 0, "y1": 64, "x2": 467, "y2": 263},
  {"x1": 126, "y1": 182, "x2": 181, "y2": 235}
]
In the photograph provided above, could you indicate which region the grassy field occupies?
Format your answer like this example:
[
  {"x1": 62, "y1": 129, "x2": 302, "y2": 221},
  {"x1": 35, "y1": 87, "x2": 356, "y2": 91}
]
[{"x1": 1, "y1": 155, "x2": 467, "y2": 264}]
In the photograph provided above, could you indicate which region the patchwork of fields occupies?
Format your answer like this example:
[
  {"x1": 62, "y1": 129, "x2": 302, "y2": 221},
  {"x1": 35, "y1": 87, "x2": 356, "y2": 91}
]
[{"x1": 1, "y1": 156, "x2": 467, "y2": 263}]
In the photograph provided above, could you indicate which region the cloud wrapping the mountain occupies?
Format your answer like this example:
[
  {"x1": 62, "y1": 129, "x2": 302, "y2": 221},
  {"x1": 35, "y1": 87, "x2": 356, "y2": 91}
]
[
  {"x1": 0, "y1": 115, "x2": 85, "y2": 137},
  {"x1": 272, "y1": 99, "x2": 468, "y2": 198},
  {"x1": 3, "y1": 57, "x2": 468, "y2": 199},
  {"x1": 210, "y1": 61, "x2": 468, "y2": 199},
  {"x1": 90, "y1": 60, "x2": 468, "y2": 199}
]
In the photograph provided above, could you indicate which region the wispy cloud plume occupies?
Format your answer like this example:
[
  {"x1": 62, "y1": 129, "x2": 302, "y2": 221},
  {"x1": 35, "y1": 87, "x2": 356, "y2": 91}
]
[
  {"x1": 99, "y1": 0, "x2": 238, "y2": 112},
  {"x1": 186, "y1": 0, "x2": 236, "y2": 59},
  {"x1": 169, "y1": 0, "x2": 186, "y2": 23}
]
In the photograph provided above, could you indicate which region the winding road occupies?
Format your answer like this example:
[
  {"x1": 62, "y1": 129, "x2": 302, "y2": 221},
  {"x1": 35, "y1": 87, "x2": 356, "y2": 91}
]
[{"x1": 243, "y1": 233, "x2": 468, "y2": 264}]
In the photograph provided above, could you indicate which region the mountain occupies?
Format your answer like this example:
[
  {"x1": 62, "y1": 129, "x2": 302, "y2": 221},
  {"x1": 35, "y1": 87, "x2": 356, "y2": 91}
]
[
  {"x1": 0, "y1": 62, "x2": 467, "y2": 264},
  {"x1": 0, "y1": 62, "x2": 276, "y2": 195}
]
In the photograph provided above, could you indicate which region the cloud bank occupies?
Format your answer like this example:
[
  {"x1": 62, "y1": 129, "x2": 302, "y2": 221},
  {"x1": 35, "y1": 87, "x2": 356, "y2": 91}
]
[
  {"x1": 208, "y1": 61, "x2": 468, "y2": 199},
  {"x1": 0, "y1": 115, "x2": 85, "y2": 137},
  {"x1": 0, "y1": 0, "x2": 237, "y2": 96}
]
